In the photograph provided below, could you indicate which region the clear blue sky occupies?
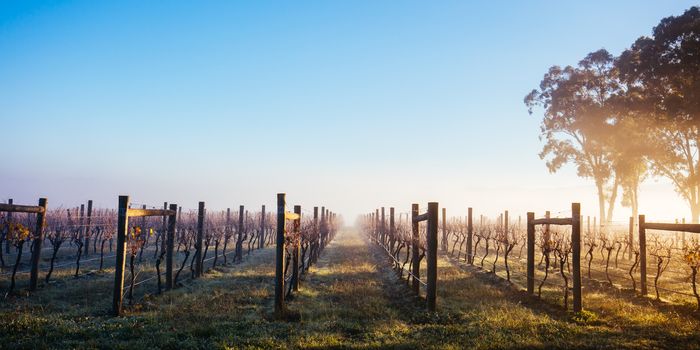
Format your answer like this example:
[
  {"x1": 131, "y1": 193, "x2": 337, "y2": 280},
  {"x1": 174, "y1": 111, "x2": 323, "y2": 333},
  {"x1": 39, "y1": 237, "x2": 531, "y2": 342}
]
[{"x1": 1, "y1": 1, "x2": 696, "y2": 222}]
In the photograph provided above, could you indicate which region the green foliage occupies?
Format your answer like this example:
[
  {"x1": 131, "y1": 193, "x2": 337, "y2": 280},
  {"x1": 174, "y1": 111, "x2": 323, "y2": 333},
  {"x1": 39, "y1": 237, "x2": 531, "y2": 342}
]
[{"x1": 570, "y1": 309, "x2": 598, "y2": 325}]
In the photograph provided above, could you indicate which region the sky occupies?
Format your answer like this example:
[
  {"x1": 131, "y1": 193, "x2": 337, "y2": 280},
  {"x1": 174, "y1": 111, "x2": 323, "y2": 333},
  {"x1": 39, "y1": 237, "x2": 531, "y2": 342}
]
[{"x1": 1, "y1": 1, "x2": 697, "y2": 224}]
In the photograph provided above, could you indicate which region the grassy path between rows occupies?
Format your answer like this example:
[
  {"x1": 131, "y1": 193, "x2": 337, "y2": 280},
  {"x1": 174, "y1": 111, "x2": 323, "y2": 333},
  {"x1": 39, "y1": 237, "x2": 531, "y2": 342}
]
[{"x1": 1, "y1": 229, "x2": 699, "y2": 349}]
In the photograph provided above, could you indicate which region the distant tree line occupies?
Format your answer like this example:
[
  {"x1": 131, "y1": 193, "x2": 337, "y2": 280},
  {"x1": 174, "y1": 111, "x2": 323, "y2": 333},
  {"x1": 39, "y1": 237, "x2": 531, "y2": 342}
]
[{"x1": 526, "y1": 7, "x2": 700, "y2": 224}]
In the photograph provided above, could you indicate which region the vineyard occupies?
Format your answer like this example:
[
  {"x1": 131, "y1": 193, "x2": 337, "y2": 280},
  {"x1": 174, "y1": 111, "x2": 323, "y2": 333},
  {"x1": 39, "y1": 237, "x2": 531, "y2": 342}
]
[
  {"x1": 363, "y1": 203, "x2": 700, "y2": 315},
  {"x1": 0, "y1": 197, "x2": 699, "y2": 348},
  {"x1": 0, "y1": 195, "x2": 338, "y2": 317}
]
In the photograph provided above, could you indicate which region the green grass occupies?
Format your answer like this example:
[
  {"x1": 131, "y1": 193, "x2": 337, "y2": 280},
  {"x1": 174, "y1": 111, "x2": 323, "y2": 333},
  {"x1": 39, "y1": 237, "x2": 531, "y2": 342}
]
[{"x1": 1, "y1": 230, "x2": 699, "y2": 349}]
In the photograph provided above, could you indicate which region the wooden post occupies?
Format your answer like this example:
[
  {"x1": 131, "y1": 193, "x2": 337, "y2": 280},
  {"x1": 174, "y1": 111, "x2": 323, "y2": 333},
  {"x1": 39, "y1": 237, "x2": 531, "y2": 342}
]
[
  {"x1": 112, "y1": 195, "x2": 129, "y2": 317},
  {"x1": 236, "y1": 205, "x2": 244, "y2": 262},
  {"x1": 225, "y1": 208, "x2": 231, "y2": 260},
  {"x1": 526, "y1": 212, "x2": 535, "y2": 294},
  {"x1": 467, "y1": 207, "x2": 473, "y2": 264},
  {"x1": 165, "y1": 204, "x2": 177, "y2": 290},
  {"x1": 260, "y1": 205, "x2": 266, "y2": 249},
  {"x1": 313, "y1": 207, "x2": 319, "y2": 266},
  {"x1": 628, "y1": 216, "x2": 634, "y2": 260},
  {"x1": 292, "y1": 205, "x2": 301, "y2": 292},
  {"x1": 29, "y1": 197, "x2": 48, "y2": 291},
  {"x1": 426, "y1": 202, "x2": 438, "y2": 311},
  {"x1": 79, "y1": 204, "x2": 85, "y2": 260},
  {"x1": 195, "y1": 201, "x2": 205, "y2": 277},
  {"x1": 639, "y1": 215, "x2": 647, "y2": 295},
  {"x1": 389, "y1": 207, "x2": 395, "y2": 252},
  {"x1": 274, "y1": 193, "x2": 286, "y2": 318},
  {"x1": 571, "y1": 203, "x2": 582, "y2": 312},
  {"x1": 84, "y1": 200, "x2": 92, "y2": 257},
  {"x1": 381, "y1": 207, "x2": 385, "y2": 246},
  {"x1": 374, "y1": 209, "x2": 379, "y2": 240},
  {"x1": 411, "y1": 204, "x2": 420, "y2": 294}
]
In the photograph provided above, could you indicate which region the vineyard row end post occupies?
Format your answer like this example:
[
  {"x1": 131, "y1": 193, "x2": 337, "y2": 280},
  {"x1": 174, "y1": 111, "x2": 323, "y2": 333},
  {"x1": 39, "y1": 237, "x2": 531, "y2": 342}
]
[
  {"x1": 571, "y1": 202, "x2": 582, "y2": 313},
  {"x1": 292, "y1": 205, "x2": 301, "y2": 292},
  {"x1": 260, "y1": 205, "x2": 266, "y2": 249},
  {"x1": 84, "y1": 200, "x2": 93, "y2": 257},
  {"x1": 274, "y1": 193, "x2": 286, "y2": 319},
  {"x1": 112, "y1": 195, "x2": 130, "y2": 317},
  {"x1": 165, "y1": 203, "x2": 177, "y2": 290},
  {"x1": 29, "y1": 198, "x2": 48, "y2": 291},
  {"x1": 426, "y1": 202, "x2": 438, "y2": 312},
  {"x1": 389, "y1": 207, "x2": 395, "y2": 253},
  {"x1": 195, "y1": 201, "x2": 205, "y2": 278}
]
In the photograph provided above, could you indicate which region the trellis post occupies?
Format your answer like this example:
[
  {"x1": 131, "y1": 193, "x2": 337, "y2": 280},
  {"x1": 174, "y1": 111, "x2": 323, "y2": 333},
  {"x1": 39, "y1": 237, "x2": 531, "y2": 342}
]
[
  {"x1": 165, "y1": 203, "x2": 177, "y2": 290},
  {"x1": 274, "y1": 193, "x2": 286, "y2": 318},
  {"x1": 195, "y1": 201, "x2": 205, "y2": 277},
  {"x1": 112, "y1": 195, "x2": 129, "y2": 316},
  {"x1": 29, "y1": 198, "x2": 48, "y2": 291},
  {"x1": 426, "y1": 202, "x2": 438, "y2": 311},
  {"x1": 526, "y1": 212, "x2": 535, "y2": 294},
  {"x1": 572, "y1": 202, "x2": 582, "y2": 312}
]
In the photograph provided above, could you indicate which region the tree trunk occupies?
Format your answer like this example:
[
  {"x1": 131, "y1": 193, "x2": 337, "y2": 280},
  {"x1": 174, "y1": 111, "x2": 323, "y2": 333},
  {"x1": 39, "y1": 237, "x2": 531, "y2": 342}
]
[
  {"x1": 596, "y1": 181, "x2": 607, "y2": 231},
  {"x1": 605, "y1": 178, "x2": 619, "y2": 226}
]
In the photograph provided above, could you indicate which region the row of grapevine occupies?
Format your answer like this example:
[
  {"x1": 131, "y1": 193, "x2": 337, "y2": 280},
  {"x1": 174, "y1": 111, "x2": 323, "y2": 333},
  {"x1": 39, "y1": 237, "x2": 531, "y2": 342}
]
[{"x1": 362, "y1": 202, "x2": 700, "y2": 313}]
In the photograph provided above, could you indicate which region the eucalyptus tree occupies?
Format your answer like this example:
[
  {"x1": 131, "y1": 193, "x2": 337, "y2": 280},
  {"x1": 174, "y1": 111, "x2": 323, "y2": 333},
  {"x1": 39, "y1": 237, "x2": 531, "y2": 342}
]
[
  {"x1": 617, "y1": 6, "x2": 700, "y2": 222},
  {"x1": 525, "y1": 49, "x2": 623, "y2": 226}
]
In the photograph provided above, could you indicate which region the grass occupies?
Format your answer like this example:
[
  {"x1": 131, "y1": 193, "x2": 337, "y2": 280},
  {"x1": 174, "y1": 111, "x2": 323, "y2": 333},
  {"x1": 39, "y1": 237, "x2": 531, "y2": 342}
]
[{"x1": 1, "y1": 229, "x2": 699, "y2": 349}]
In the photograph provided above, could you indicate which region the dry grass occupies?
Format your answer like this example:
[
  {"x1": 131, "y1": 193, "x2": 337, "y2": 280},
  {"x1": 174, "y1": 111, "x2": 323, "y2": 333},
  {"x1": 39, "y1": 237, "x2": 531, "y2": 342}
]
[{"x1": 0, "y1": 229, "x2": 699, "y2": 349}]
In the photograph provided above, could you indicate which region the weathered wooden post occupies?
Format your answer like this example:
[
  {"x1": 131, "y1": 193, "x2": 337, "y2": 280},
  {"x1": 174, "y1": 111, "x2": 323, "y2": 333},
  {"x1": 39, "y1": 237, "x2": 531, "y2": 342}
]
[
  {"x1": 260, "y1": 205, "x2": 266, "y2": 249},
  {"x1": 113, "y1": 195, "x2": 129, "y2": 316},
  {"x1": 84, "y1": 200, "x2": 92, "y2": 257},
  {"x1": 165, "y1": 203, "x2": 177, "y2": 290},
  {"x1": 572, "y1": 202, "x2": 582, "y2": 313},
  {"x1": 195, "y1": 201, "x2": 205, "y2": 277},
  {"x1": 381, "y1": 207, "x2": 386, "y2": 246},
  {"x1": 374, "y1": 209, "x2": 379, "y2": 241},
  {"x1": 29, "y1": 197, "x2": 47, "y2": 291},
  {"x1": 274, "y1": 193, "x2": 286, "y2": 318},
  {"x1": 411, "y1": 203, "x2": 420, "y2": 294},
  {"x1": 292, "y1": 205, "x2": 301, "y2": 292},
  {"x1": 467, "y1": 207, "x2": 473, "y2": 264},
  {"x1": 321, "y1": 206, "x2": 327, "y2": 249},
  {"x1": 427, "y1": 202, "x2": 439, "y2": 311},
  {"x1": 526, "y1": 212, "x2": 535, "y2": 295},
  {"x1": 639, "y1": 215, "x2": 647, "y2": 295},
  {"x1": 236, "y1": 205, "x2": 244, "y2": 262},
  {"x1": 389, "y1": 207, "x2": 395, "y2": 253}
]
